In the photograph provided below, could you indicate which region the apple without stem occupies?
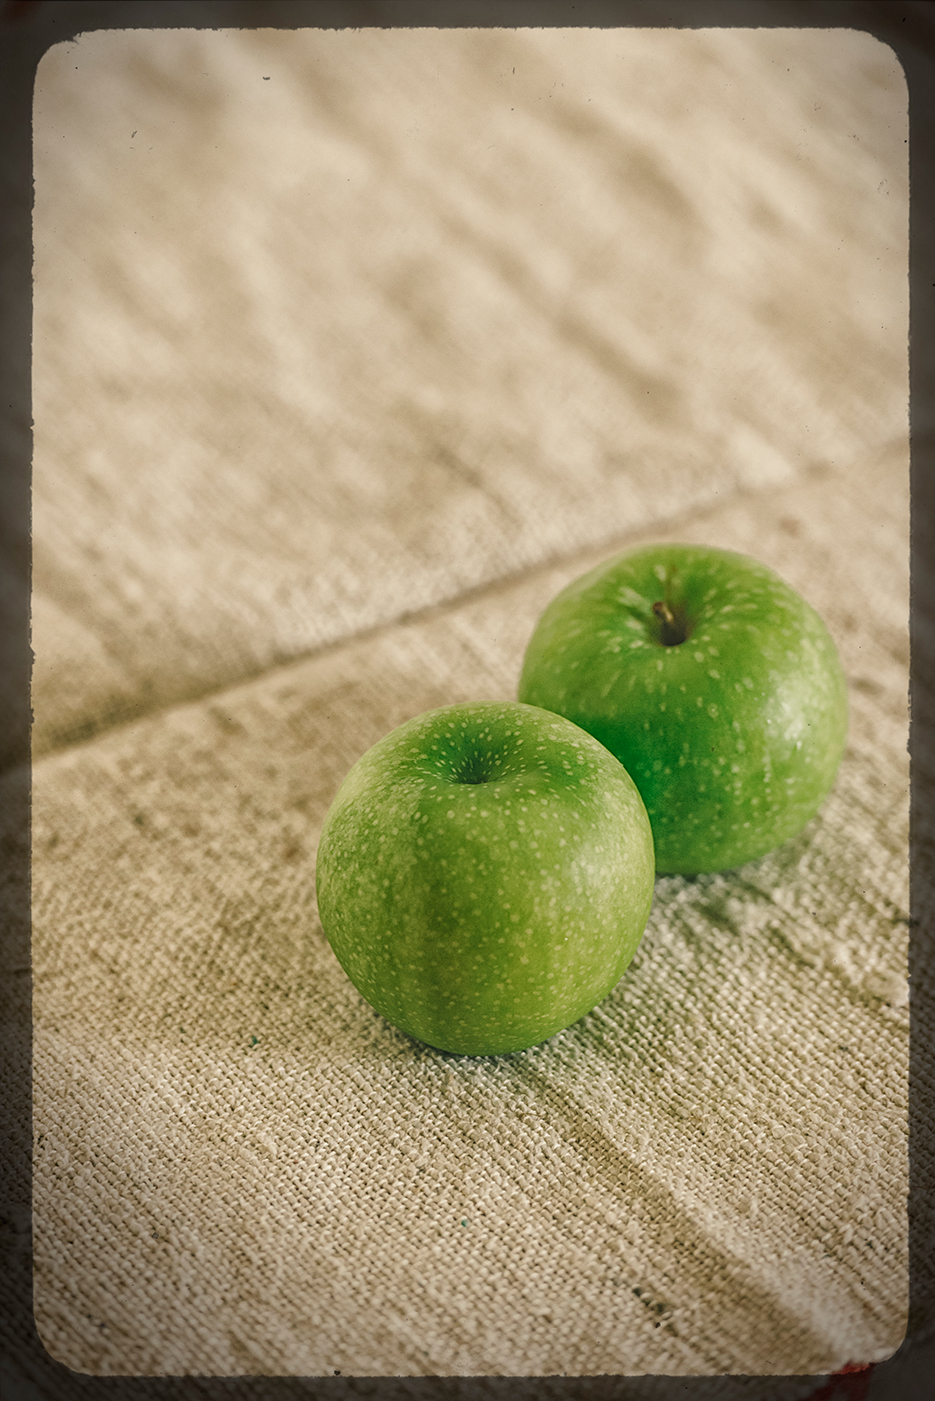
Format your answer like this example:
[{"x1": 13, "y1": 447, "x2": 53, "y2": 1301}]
[
  {"x1": 315, "y1": 700, "x2": 655, "y2": 1055},
  {"x1": 518, "y1": 544, "x2": 848, "y2": 875}
]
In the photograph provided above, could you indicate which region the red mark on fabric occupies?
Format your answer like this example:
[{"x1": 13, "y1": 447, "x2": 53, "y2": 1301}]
[{"x1": 801, "y1": 1362, "x2": 876, "y2": 1401}]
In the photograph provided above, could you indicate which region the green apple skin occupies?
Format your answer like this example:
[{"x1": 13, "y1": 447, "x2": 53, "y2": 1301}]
[
  {"x1": 518, "y1": 544, "x2": 848, "y2": 876},
  {"x1": 315, "y1": 701, "x2": 655, "y2": 1056}
]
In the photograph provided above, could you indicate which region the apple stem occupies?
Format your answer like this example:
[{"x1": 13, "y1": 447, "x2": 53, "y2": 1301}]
[{"x1": 652, "y1": 599, "x2": 687, "y2": 646}]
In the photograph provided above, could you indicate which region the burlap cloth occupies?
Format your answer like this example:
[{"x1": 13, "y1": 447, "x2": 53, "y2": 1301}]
[{"x1": 26, "y1": 25, "x2": 909, "y2": 1381}]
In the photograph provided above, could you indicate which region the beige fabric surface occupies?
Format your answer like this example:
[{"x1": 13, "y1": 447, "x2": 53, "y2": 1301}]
[{"x1": 27, "y1": 26, "x2": 909, "y2": 1380}]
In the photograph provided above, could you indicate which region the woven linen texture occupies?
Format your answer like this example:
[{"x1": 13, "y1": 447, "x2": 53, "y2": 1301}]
[{"x1": 29, "y1": 26, "x2": 908, "y2": 1379}]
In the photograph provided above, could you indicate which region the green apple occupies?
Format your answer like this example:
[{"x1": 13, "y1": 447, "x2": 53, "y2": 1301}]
[
  {"x1": 518, "y1": 543, "x2": 848, "y2": 875},
  {"x1": 315, "y1": 700, "x2": 655, "y2": 1055}
]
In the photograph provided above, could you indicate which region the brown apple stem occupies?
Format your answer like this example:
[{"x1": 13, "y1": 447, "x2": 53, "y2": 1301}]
[{"x1": 652, "y1": 599, "x2": 686, "y2": 646}]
